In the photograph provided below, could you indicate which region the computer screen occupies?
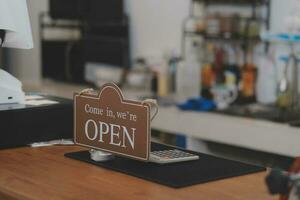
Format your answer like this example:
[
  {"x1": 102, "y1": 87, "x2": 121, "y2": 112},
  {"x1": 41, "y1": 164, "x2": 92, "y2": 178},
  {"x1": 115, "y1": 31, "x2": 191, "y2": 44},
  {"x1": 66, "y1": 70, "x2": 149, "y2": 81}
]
[{"x1": 0, "y1": 0, "x2": 33, "y2": 49}]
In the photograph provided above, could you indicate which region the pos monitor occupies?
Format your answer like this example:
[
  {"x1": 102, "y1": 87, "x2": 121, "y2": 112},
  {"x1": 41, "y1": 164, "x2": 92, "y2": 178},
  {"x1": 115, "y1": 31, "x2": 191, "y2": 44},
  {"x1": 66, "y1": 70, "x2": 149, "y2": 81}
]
[
  {"x1": 0, "y1": 0, "x2": 33, "y2": 104},
  {"x1": 0, "y1": 0, "x2": 33, "y2": 49}
]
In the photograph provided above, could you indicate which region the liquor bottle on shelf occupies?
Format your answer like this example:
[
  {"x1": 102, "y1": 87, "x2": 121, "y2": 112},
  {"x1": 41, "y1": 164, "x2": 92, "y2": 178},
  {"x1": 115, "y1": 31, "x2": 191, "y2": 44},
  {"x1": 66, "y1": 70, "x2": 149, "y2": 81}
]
[
  {"x1": 239, "y1": 51, "x2": 257, "y2": 102},
  {"x1": 201, "y1": 43, "x2": 215, "y2": 99}
]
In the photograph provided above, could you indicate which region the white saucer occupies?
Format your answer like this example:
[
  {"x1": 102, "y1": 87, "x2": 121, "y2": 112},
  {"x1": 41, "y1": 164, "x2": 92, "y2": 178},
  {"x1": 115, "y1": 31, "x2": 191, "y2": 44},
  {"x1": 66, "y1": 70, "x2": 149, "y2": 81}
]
[{"x1": 89, "y1": 149, "x2": 114, "y2": 162}]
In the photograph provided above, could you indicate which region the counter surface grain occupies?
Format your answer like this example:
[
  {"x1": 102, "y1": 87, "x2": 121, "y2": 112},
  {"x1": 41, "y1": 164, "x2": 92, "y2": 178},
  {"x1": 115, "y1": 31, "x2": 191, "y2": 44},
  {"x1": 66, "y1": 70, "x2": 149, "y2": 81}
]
[{"x1": 0, "y1": 146, "x2": 276, "y2": 200}]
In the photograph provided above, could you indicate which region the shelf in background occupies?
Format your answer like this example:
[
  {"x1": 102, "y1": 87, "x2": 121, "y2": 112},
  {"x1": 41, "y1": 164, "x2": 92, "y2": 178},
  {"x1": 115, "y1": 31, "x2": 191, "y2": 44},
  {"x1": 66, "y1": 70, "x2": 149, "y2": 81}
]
[
  {"x1": 184, "y1": 31, "x2": 261, "y2": 41},
  {"x1": 194, "y1": 0, "x2": 269, "y2": 6}
]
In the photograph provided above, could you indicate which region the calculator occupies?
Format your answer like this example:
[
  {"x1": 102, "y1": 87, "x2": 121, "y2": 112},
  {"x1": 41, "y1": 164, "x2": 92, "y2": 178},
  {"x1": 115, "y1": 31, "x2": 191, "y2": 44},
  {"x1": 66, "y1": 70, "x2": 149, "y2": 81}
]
[{"x1": 149, "y1": 149, "x2": 199, "y2": 164}]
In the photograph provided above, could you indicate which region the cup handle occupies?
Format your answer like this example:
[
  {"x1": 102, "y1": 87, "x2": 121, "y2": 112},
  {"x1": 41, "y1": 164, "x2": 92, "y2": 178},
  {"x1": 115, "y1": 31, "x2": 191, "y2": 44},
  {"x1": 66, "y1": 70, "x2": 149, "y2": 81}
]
[
  {"x1": 228, "y1": 88, "x2": 238, "y2": 104},
  {"x1": 142, "y1": 99, "x2": 159, "y2": 121}
]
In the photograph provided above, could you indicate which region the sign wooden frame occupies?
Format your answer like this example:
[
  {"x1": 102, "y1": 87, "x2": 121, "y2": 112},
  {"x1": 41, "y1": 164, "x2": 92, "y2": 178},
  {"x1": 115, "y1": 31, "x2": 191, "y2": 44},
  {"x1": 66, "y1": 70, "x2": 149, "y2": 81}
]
[{"x1": 74, "y1": 83, "x2": 151, "y2": 161}]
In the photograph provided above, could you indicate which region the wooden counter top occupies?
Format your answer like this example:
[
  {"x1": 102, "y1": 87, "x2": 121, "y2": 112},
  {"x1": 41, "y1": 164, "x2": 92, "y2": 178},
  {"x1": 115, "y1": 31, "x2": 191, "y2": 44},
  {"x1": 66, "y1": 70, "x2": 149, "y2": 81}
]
[{"x1": 0, "y1": 146, "x2": 276, "y2": 200}]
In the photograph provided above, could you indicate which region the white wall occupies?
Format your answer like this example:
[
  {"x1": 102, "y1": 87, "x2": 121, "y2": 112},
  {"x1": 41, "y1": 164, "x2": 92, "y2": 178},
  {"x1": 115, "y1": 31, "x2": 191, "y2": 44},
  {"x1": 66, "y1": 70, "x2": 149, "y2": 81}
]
[
  {"x1": 270, "y1": 0, "x2": 297, "y2": 33},
  {"x1": 125, "y1": 0, "x2": 190, "y2": 59}
]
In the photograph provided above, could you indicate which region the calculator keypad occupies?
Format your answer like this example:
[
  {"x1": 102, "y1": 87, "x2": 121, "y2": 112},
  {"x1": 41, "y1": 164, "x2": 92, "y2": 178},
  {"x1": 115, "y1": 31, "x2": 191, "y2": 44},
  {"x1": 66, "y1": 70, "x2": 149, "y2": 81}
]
[{"x1": 150, "y1": 149, "x2": 199, "y2": 164}]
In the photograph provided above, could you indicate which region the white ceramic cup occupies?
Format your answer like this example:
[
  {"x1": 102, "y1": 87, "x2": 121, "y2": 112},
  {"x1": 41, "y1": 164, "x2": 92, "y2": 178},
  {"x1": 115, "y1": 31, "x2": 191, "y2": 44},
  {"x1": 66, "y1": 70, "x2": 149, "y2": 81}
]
[{"x1": 211, "y1": 86, "x2": 237, "y2": 110}]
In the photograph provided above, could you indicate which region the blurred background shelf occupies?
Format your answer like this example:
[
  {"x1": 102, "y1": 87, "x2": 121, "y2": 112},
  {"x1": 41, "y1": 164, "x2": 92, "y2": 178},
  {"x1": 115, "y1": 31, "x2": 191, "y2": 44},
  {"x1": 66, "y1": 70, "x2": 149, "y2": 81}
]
[
  {"x1": 194, "y1": 0, "x2": 269, "y2": 5},
  {"x1": 40, "y1": 0, "x2": 130, "y2": 84},
  {"x1": 182, "y1": 0, "x2": 271, "y2": 57},
  {"x1": 184, "y1": 31, "x2": 261, "y2": 41}
]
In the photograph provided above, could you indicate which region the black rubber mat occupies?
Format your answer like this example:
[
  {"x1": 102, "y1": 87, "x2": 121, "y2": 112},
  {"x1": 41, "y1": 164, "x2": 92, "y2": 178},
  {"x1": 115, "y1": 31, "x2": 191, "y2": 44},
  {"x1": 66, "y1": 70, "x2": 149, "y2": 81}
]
[{"x1": 65, "y1": 142, "x2": 265, "y2": 188}]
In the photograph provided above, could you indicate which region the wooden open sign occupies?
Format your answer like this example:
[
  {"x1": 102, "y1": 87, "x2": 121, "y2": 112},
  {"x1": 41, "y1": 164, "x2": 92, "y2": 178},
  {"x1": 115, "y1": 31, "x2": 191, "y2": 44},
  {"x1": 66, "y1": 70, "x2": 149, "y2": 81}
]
[{"x1": 74, "y1": 83, "x2": 151, "y2": 161}]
